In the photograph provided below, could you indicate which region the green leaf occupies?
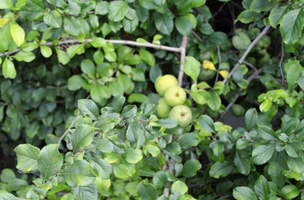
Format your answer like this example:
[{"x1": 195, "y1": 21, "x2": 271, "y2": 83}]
[
  {"x1": 286, "y1": 156, "x2": 304, "y2": 173},
  {"x1": 95, "y1": 1, "x2": 109, "y2": 15},
  {"x1": 144, "y1": 143, "x2": 161, "y2": 157},
  {"x1": 191, "y1": 0, "x2": 206, "y2": 7},
  {"x1": 0, "y1": 0, "x2": 14, "y2": 9},
  {"x1": 171, "y1": 180, "x2": 188, "y2": 195},
  {"x1": 14, "y1": 144, "x2": 40, "y2": 172},
  {"x1": 269, "y1": 5, "x2": 289, "y2": 28},
  {"x1": 128, "y1": 93, "x2": 149, "y2": 103},
  {"x1": 108, "y1": 1, "x2": 128, "y2": 22},
  {"x1": 234, "y1": 150, "x2": 250, "y2": 175},
  {"x1": 68, "y1": 2, "x2": 81, "y2": 15},
  {"x1": 10, "y1": 22, "x2": 25, "y2": 46},
  {"x1": 164, "y1": 142, "x2": 181, "y2": 155},
  {"x1": 81, "y1": 59, "x2": 95, "y2": 75},
  {"x1": 254, "y1": 175, "x2": 270, "y2": 200},
  {"x1": 38, "y1": 144, "x2": 63, "y2": 180},
  {"x1": 198, "y1": 115, "x2": 215, "y2": 132},
  {"x1": 72, "y1": 183, "x2": 98, "y2": 200},
  {"x1": 154, "y1": 12, "x2": 173, "y2": 35},
  {"x1": 208, "y1": 31, "x2": 228, "y2": 44},
  {"x1": 237, "y1": 10, "x2": 262, "y2": 24},
  {"x1": 209, "y1": 160, "x2": 233, "y2": 178},
  {"x1": 88, "y1": 156, "x2": 112, "y2": 179},
  {"x1": 184, "y1": 56, "x2": 200, "y2": 83},
  {"x1": 63, "y1": 160, "x2": 96, "y2": 187},
  {"x1": 40, "y1": 46, "x2": 52, "y2": 58},
  {"x1": 284, "y1": 142, "x2": 302, "y2": 158},
  {"x1": 68, "y1": 75, "x2": 85, "y2": 91},
  {"x1": 64, "y1": 16, "x2": 80, "y2": 36},
  {"x1": 281, "y1": 185, "x2": 300, "y2": 199},
  {"x1": 181, "y1": 159, "x2": 202, "y2": 178},
  {"x1": 258, "y1": 126, "x2": 277, "y2": 140},
  {"x1": 43, "y1": 10, "x2": 62, "y2": 28},
  {"x1": 126, "y1": 122, "x2": 144, "y2": 144},
  {"x1": 2, "y1": 58, "x2": 16, "y2": 79},
  {"x1": 245, "y1": 108, "x2": 258, "y2": 130},
  {"x1": 252, "y1": 145, "x2": 275, "y2": 165},
  {"x1": 121, "y1": 105, "x2": 137, "y2": 118},
  {"x1": 0, "y1": 190, "x2": 23, "y2": 200},
  {"x1": 25, "y1": 121, "x2": 40, "y2": 138},
  {"x1": 250, "y1": 0, "x2": 271, "y2": 12},
  {"x1": 0, "y1": 23, "x2": 12, "y2": 53},
  {"x1": 178, "y1": 133, "x2": 199, "y2": 149},
  {"x1": 268, "y1": 162, "x2": 285, "y2": 188},
  {"x1": 210, "y1": 141, "x2": 225, "y2": 156},
  {"x1": 0, "y1": 169, "x2": 16, "y2": 183},
  {"x1": 137, "y1": 182, "x2": 157, "y2": 200},
  {"x1": 56, "y1": 48, "x2": 70, "y2": 65},
  {"x1": 233, "y1": 187, "x2": 258, "y2": 200},
  {"x1": 156, "y1": 118, "x2": 178, "y2": 128},
  {"x1": 123, "y1": 17, "x2": 139, "y2": 34},
  {"x1": 189, "y1": 91, "x2": 210, "y2": 105},
  {"x1": 175, "y1": 16, "x2": 192, "y2": 36},
  {"x1": 78, "y1": 99, "x2": 99, "y2": 120},
  {"x1": 93, "y1": 50, "x2": 104, "y2": 65},
  {"x1": 123, "y1": 148, "x2": 143, "y2": 164},
  {"x1": 153, "y1": 171, "x2": 167, "y2": 188},
  {"x1": 232, "y1": 67, "x2": 243, "y2": 83},
  {"x1": 139, "y1": 49, "x2": 155, "y2": 66},
  {"x1": 12, "y1": 51, "x2": 36, "y2": 62},
  {"x1": 71, "y1": 124, "x2": 94, "y2": 152},
  {"x1": 90, "y1": 85, "x2": 110, "y2": 106},
  {"x1": 105, "y1": 51, "x2": 117, "y2": 62},
  {"x1": 113, "y1": 164, "x2": 129, "y2": 179},
  {"x1": 207, "y1": 91, "x2": 221, "y2": 111},
  {"x1": 284, "y1": 59, "x2": 303, "y2": 90},
  {"x1": 280, "y1": 9, "x2": 304, "y2": 44}
]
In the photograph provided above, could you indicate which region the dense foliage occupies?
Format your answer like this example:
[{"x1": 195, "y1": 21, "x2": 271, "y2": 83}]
[{"x1": 1, "y1": 0, "x2": 304, "y2": 199}]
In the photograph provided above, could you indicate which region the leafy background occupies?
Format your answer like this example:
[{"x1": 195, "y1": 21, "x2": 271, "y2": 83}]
[{"x1": 1, "y1": 0, "x2": 304, "y2": 199}]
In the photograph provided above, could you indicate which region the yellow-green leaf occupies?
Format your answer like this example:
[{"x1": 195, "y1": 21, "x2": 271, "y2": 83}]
[
  {"x1": 2, "y1": 57, "x2": 16, "y2": 79},
  {"x1": 10, "y1": 22, "x2": 25, "y2": 46},
  {"x1": 219, "y1": 70, "x2": 229, "y2": 78},
  {"x1": 203, "y1": 60, "x2": 216, "y2": 71}
]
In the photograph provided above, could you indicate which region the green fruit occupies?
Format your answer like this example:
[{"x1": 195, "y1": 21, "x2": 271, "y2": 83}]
[
  {"x1": 155, "y1": 75, "x2": 178, "y2": 96},
  {"x1": 169, "y1": 105, "x2": 192, "y2": 127},
  {"x1": 198, "y1": 68, "x2": 216, "y2": 82},
  {"x1": 164, "y1": 85, "x2": 186, "y2": 106},
  {"x1": 231, "y1": 104, "x2": 245, "y2": 117},
  {"x1": 157, "y1": 98, "x2": 172, "y2": 119}
]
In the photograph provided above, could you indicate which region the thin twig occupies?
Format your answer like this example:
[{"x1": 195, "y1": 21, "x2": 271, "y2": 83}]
[
  {"x1": 57, "y1": 111, "x2": 80, "y2": 145},
  {"x1": 57, "y1": 95, "x2": 90, "y2": 144},
  {"x1": 223, "y1": 24, "x2": 271, "y2": 84},
  {"x1": 229, "y1": 57, "x2": 258, "y2": 72},
  {"x1": 214, "y1": 45, "x2": 221, "y2": 86},
  {"x1": 0, "y1": 39, "x2": 183, "y2": 57},
  {"x1": 279, "y1": 39, "x2": 285, "y2": 84},
  {"x1": 219, "y1": 69, "x2": 262, "y2": 120},
  {"x1": 192, "y1": 31, "x2": 203, "y2": 43}
]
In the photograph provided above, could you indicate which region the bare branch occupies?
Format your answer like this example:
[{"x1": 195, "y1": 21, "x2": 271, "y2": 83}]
[
  {"x1": 0, "y1": 38, "x2": 183, "y2": 58},
  {"x1": 279, "y1": 39, "x2": 285, "y2": 84},
  {"x1": 178, "y1": 36, "x2": 188, "y2": 86},
  {"x1": 223, "y1": 24, "x2": 271, "y2": 84}
]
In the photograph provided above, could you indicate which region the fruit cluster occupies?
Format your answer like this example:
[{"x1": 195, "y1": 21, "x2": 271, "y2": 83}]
[{"x1": 155, "y1": 75, "x2": 192, "y2": 127}]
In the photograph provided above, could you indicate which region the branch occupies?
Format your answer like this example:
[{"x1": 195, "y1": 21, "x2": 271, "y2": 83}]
[
  {"x1": 178, "y1": 35, "x2": 188, "y2": 86},
  {"x1": 57, "y1": 111, "x2": 80, "y2": 145},
  {"x1": 219, "y1": 68, "x2": 262, "y2": 120},
  {"x1": 0, "y1": 38, "x2": 183, "y2": 57},
  {"x1": 57, "y1": 95, "x2": 90, "y2": 145},
  {"x1": 279, "y1": 39, "x2": 285, "y2": 84},
  {"x1": 223, "y1": 24, "x2": 271, "y2": 84}
]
